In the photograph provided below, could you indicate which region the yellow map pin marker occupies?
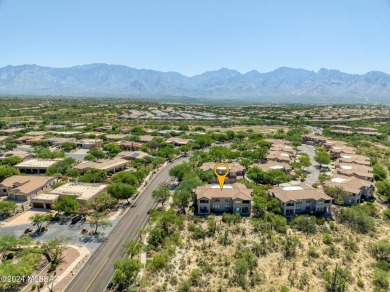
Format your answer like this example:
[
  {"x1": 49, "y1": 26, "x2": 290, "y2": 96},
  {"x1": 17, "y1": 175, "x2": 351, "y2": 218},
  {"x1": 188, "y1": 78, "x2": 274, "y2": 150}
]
[{"x1": 214, "y1": 162, "x2": 229, "y2": 191}]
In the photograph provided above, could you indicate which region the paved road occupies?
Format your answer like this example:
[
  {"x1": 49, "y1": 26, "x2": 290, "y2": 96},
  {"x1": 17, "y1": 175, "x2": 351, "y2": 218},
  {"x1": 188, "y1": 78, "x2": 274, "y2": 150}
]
[
  {"x1": 298, "y1": 144, "x2": 320, "y2": 185},
  {"x1": 65, "y1": 157, "x2": 187, "y2": 292}
]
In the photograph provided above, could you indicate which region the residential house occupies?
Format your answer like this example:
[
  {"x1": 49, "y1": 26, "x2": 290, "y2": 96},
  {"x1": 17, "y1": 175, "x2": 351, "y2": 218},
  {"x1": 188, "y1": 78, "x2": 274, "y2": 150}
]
[
  {"x1": 0, "y1": 175, "x2": 57, "y2": 201},
  {"x1": 0, "y1": 150, "x2": 34, "y2": 161},
  {"x1": 76, "y1": 139, "x2": 103, "y2": 149},
  {"x1": 200, "y1": 162, "x2": 245, "y2": 183},
  {"x1": 166, "y1": 137, "x2": 192, "y2": 146},
  {"x1": 116, "y1": 151, "x2": 149, "y2": 160}
]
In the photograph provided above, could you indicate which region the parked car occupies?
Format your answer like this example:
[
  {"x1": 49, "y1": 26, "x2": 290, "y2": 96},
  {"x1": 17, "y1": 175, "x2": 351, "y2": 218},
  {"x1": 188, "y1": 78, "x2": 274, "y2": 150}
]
[{"x1": 71, "y1": 215, "x2": 82, "y2": 224}]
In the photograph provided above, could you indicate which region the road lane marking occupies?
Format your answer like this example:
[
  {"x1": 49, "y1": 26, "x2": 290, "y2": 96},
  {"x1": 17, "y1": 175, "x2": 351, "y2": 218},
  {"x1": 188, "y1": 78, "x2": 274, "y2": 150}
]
[
  {"x1": 67, "y1": 264, "x2": 90, "y2": 291},
  {"x1": 85, "y1": 257, "x2": 109, "y2": 291}
]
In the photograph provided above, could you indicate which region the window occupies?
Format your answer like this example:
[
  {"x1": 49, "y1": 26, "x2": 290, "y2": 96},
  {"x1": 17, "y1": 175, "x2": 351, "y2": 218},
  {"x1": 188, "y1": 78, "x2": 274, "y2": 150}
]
[
  {"x1": 243, "y1": 200, "x2": 250, "y2": 204},
  {"x1": 306, "y1": 200, "x2": 312, "y2": 204},
  {"x1": 212, "y1": 199, "x2": 220, "y2": 202},
  {"x1": 286, "y1": 202, "x2": 295, "y2": 207},
  {"x1": 212, "y1": 205, "x2": 220, "y2": 210},
  {"x1": 317, "y1": 200, "x2": 324, "y2": 205},
  {"x1": 296, "y1": 199, "x2": 302, "y2": 204},
  {"x1": 225, "y1": 198, "x2": 231, "y2": 202},
  {"x1": 199, "y1": 200, "x2": 209, "y2": 204}
]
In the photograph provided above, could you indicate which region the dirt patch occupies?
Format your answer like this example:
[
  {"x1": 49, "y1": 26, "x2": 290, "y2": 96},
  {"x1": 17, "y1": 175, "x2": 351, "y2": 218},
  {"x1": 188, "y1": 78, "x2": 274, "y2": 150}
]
[{"x1": 2, "y1": 208, "x2": 51, "y2": 226}]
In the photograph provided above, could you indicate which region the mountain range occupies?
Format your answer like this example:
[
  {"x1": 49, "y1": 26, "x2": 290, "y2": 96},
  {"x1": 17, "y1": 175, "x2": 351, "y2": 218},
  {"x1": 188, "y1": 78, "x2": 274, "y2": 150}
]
[{"x1": 1, "y1": 64, "x2": 390, "y2": 103}]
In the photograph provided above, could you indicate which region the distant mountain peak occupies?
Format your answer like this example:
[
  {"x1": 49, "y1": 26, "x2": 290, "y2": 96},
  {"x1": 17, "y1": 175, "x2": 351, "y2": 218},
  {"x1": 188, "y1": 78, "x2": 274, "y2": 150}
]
[{"x1": 0, "y1": 64, "x2": 390, "y2": 103}]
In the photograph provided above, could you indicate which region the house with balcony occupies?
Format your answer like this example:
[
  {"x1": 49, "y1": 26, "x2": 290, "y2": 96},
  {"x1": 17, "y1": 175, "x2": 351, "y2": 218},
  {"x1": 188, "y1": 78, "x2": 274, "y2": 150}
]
[
  {"x1": 323, "y1": 175, "x2": 375, "y2": 205},
  {"x1": 268, "y1": 184, "x2": 332, "y2": 217},
  {"x1": 194, "y1": 183, "x2": 252, "y2": 216}
]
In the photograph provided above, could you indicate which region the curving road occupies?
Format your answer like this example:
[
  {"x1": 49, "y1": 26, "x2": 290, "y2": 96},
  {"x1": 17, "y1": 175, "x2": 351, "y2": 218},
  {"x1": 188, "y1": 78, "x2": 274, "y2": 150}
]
[{"x1": 65, "y1": 157, "x2": 187, "y2": 292}]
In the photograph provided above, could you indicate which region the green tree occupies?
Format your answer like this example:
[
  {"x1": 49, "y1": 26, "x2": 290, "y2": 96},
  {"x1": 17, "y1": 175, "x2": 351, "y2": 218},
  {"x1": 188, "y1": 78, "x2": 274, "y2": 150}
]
[
  {"x1": 338, "y1": 205, "x2": 376, "y2": 234},
  {"x1": 41, "y1": 236, "x2": 69, "y2": 263},
  {"x1": 373, "y1": 164, "x2": 388, "y2": 181},
  {"x1": 314, "y1": 150, "x2": 330, "y2": 167},
  {"x1": 46, "y1": 158, "x2": 75, "y2": 176},
  {"x1": 324, "y1": 186, "x2": 347, "y2": 205},
  {"x1": 107, "y1": 183, "x2": 137, "y2": 203},
  {"x1": 104, "y1": 143, "x2": 121, "y2": 157},
  {"x1": 111, "y1": 171, "x2": 139, "y2": 186},
  {"x1": 61, "y1": 142, "x2": 77, "y2": 151},
  {"x1": 0, "y1": 156, "x2": 22, "y2": 166},
  {"x1": 169, "y1": 162, "x2": 193, "y2": 181},
  {"x1": 152, "y1": 185, "x2": 171, "y2": 207},
  {"x1": 52, "y1": 196, "x2": 81, "y2": 215},
  {"x1": 292, "y1": 216, "x2": 317, "y2": 233},
  {"x1": 113, "y1": 258, "x2": 142, "y2": 290},
  {"x1": 89, "y1": 149, "x2": 106, "y2": 159},
  {"x1": 29, "y1": 213, "x2": 52, "y2": 232},
  {"x1": 172, "y1": 190, "x2": 191, "y2": 213},
  {"x1": 88, "y1": 211, "x2": 112, "y2": 234},
  {"x1": 122, "y1": 239, "x2": 143, "y2": 257},
  {"x1": 78, "y1": 168, "x2": 107, "y2": 182},
  {"x1": 234, "y1": 258, "x2": 248, "y2": 286},
  {"x1": 0, "y1": 201, "x2": 17, "y2": 218},
  {"x1": 0, "y1": 165, "x2": 20, "y2": 181},
  {"x1": 95, "y1": 192, "x2": 118, "y2": 211},
  {"x1": 84, "y1": 154, "x2": 96, "y2": 161}
]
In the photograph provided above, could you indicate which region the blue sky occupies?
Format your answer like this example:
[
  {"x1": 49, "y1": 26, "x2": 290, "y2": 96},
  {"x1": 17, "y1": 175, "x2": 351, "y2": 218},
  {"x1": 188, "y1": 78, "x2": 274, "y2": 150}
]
[{"x1": 1, "y1": 0, "x2": 390, "y2": 76}]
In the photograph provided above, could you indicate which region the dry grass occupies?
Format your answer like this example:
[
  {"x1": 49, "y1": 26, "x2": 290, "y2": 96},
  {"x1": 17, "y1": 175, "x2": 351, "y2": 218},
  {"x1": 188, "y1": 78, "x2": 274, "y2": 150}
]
[{"x1": 142, "y1": 203, "x2": 390, "y2": 292}]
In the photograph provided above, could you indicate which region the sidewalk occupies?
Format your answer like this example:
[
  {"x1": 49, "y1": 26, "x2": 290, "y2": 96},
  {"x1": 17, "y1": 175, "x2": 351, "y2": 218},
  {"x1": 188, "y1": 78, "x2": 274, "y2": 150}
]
[{"x1": 42, "y1": 244, "x2": 90, "y2": 292}]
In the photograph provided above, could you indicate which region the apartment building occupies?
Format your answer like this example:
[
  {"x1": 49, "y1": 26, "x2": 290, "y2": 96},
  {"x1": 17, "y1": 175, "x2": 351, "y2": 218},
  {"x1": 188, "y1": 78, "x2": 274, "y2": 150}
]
[
  {"x1": 194, "y1": 183, "x2": 252, "y2": 216},
  {"x1": 334, "y1": 163, "x2": 373, "y2": 181},
  {"x1": 269, "y1": 184, "x2": 332, "y2": 217},
  {"x1": 323, "y1": 175, "x2": 375, "y2": 205}
]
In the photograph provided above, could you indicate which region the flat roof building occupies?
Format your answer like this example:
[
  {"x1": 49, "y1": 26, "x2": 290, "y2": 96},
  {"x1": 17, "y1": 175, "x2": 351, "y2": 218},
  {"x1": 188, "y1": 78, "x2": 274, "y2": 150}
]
[
  {"x1": 14, "y1": 159, "x2": 61, "y2": 174},
  {"x1": 73, "y1": 159, "x2": 128, "y2": 174}
]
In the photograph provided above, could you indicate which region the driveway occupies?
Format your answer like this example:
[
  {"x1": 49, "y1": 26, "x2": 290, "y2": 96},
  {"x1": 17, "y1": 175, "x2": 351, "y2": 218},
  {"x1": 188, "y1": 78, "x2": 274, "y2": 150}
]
[{"x1": 298, "y1": 144, "x2": 320, "y2": 185}]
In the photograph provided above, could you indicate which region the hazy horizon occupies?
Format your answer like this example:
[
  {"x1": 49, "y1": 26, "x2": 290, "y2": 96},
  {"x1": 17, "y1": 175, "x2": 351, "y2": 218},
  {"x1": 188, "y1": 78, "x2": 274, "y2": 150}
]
[{"x1": 1, "y1": 0, "x2": 390, "y2": 76}]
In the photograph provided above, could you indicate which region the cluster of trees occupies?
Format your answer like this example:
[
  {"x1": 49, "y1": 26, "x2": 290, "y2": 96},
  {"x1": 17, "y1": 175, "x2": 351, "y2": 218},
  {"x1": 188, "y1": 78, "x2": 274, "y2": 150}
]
[
  {"x1": 324, "y1": 186, "x2": 348, "y2": 205},
  {"x1": 314, "y1": 147, "x2": 331, "y2": 167},
  {"x1": 338, "y1": 203, "x2": 376, "y2": 234},
  {"x1": 79, "y1": 168, "x2": 107, "y2": 182},
  {"x1": 169, "y1": 162, "x2": 204, "y2": 193},
  {"x1": 0, "y1": 156, "x2": 21, "y2": 166},
  {"x1": 0, "y1": 201, "x2": 17, "y2": 219},
  {"x1": 35, "y1": 148, "x2": 65, "y2": 159},
  {"x1": 0, "y1": 234, "x2": 67, "y2": 290},
  {"x1": 247, "y1": 167, "x2": 291, "y2": 185},
  {"x1": 0, "y1": 165, "x2": 20, "y2": 181},
  {"x1": 46, "y1": 158, "x2": 77, "y2": 177}
]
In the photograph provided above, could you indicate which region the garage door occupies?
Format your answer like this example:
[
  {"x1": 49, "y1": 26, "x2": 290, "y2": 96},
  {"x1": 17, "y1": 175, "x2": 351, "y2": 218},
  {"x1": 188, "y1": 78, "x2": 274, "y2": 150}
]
[
  {"x1": 15, "y1": 195, "x2": 26, "y2": 201},
  {"x1": 33, "y1": 203, "x2": 44, "y2": 208}
]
